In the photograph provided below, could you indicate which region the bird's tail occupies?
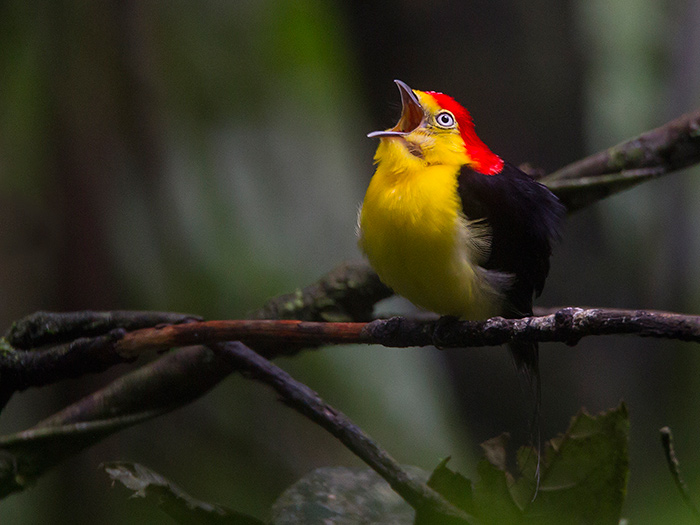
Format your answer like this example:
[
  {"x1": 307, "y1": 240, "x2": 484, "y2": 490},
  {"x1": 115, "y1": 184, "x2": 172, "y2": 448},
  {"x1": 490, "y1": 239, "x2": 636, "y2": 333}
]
[{"x1": 509, "y1": 340, "x2": 542, "y2": 495}]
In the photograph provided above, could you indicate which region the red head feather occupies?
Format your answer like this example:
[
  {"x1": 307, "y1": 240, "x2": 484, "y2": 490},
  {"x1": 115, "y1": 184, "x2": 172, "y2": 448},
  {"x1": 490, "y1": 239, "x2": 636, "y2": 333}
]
[{"x1": 426, "y1": 91, "x2": 504, "y2": 175}]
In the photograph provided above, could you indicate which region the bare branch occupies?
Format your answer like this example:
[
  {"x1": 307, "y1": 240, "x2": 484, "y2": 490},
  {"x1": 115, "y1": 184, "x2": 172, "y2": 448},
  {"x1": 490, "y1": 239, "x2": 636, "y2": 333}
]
[
  {"x1": 3, "y1": 306, "x2": 698, "y2": 408},
  {"x1": 111, "y1": 307, "x2": 700, "y2": 358},
  {"x1": 115, "y1": 319, "x2": 367, "y2": 357}
]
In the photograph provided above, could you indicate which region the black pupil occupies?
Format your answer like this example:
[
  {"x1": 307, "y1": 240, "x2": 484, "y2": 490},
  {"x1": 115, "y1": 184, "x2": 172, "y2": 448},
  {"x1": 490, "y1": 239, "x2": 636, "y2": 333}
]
[{"x1": 439, "y1": 113, "x2": 452, "y2": 126}]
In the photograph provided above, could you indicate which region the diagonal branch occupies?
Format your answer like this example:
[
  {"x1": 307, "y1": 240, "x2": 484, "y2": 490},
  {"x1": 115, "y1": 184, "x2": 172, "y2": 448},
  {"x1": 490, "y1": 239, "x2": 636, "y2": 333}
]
[
  {"x1": 543, "y1": 110, "x2": 700, "y2": 212},
  {"x1": 213, "y1": 341, "x2": 476, "y2": 524},
  {"x1": 0, "y1": 346, "x2": 235, "y2": 498}
]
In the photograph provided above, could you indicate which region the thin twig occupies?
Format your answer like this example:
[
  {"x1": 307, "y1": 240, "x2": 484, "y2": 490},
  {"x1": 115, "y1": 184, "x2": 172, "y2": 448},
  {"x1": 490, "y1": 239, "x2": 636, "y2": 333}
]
[{"x1": 660, "y1": 426, "x2": 700, "y2": 523}]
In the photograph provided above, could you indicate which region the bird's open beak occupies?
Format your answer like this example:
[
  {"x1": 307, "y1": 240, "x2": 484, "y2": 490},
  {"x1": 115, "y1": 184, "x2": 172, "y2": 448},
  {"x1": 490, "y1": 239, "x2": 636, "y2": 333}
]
[{"x1": 367, "y1": 79, "x2": 425, "y2": 138}]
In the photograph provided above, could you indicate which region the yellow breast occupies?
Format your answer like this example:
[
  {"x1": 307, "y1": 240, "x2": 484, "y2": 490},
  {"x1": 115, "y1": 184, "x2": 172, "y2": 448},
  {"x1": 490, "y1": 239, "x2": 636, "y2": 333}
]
[{"x1": 358, "y1": 158, "x2": 500, "y2": 320}]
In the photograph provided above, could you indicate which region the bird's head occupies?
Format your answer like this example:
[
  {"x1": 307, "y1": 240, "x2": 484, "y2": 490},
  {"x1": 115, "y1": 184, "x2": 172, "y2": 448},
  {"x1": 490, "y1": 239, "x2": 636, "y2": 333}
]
[{"x1": 368, "y1": 80, "x2": 503, "y2": 175}]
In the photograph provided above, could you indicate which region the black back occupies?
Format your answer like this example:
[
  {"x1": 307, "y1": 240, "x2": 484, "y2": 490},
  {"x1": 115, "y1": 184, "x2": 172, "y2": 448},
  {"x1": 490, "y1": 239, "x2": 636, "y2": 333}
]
[{"x1": 457, "y1": 162, "x2": 565, "y2": 317}]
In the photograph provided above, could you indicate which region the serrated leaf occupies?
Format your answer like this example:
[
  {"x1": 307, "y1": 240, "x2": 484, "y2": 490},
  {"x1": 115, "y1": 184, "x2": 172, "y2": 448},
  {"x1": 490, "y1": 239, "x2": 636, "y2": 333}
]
[
  {"x1": 523, "y1": 403, "x2": 630, "y2": 524},
  {"x1": 423, "y1": 404, "x2": 629, "y2": 525},
  {"x1": 271, "y1": 466, "x2": 428, "y2": 524},
  {"x1": 103, "y1": 462, "x2": 263, "y2": 524}
]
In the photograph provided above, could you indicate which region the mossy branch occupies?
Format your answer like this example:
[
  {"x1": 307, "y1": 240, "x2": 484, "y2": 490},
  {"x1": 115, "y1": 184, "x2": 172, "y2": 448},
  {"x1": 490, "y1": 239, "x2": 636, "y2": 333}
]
[{"x1": 543, "y1": 109, "x2": 700, "y2": 212}]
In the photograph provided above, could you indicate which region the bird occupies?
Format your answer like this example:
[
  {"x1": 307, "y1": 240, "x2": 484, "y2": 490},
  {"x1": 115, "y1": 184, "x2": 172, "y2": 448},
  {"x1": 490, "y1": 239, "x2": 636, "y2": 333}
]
[{"x1": 357, "y1": 79, "x2": 565, "y2": 474}]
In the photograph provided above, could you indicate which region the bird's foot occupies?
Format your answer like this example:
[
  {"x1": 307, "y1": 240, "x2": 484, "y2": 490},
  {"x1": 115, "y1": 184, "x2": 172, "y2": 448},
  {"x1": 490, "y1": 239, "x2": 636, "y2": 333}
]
[{"x1": 432, "y1": 315, "x2": 461, "y2": 349}]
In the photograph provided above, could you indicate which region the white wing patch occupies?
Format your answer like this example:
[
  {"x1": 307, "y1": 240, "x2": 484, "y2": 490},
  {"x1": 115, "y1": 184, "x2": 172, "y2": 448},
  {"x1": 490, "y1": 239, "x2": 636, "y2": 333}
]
[{"x1": 454, "y1": 213, "x2": 514, "y2": 314}]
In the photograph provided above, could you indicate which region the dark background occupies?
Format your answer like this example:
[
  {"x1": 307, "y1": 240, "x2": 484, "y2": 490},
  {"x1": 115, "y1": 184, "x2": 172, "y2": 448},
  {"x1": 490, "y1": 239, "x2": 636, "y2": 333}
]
[{"x1": 1, "y1": 1, "x2": 699, "y2": 523}]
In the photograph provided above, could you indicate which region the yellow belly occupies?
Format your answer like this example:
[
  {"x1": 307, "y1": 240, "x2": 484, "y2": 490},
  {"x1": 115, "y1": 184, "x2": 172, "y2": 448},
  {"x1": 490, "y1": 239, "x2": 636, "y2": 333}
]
[{"x1": 358, "y1": 163, "x2": 500, "y2": 320}]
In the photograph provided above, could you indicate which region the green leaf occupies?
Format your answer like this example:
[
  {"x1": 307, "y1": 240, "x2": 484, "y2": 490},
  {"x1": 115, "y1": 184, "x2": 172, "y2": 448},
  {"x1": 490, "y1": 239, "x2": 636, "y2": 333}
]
[
  {"x1": 425, "y1": 457, "x2": 474, "y2": 512},
  {"x1": 422, "y1": 403, "x2": 630, "y2": 525},
  {"x1": 524, "y1": 403, "x2": 630, "y2": 524},
  {"x1": 103, "y1": 462, "x2": 263, "y2": 525},
  {"x1": 271, "y1": 466, "x2": 428, "y2": 524},
  {"x1": 412, "y1": 457, "x2": 475, "y2": 525},
  {"x1": 472, "y1": 434, "x2": 524, "y2": 524}
]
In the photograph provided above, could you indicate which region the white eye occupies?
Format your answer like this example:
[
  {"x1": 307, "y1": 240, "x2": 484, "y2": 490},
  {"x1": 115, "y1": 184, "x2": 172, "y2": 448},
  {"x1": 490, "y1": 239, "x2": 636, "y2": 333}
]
[{"x1": 435, "y1": 111, "x2": 455, "y2": 128}]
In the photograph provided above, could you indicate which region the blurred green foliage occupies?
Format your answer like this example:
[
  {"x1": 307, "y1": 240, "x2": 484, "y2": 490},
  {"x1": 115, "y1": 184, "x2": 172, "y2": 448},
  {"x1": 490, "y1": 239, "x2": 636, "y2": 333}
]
[{"x1": 0, "y1": 0, "x2": 699, "y2": 524}]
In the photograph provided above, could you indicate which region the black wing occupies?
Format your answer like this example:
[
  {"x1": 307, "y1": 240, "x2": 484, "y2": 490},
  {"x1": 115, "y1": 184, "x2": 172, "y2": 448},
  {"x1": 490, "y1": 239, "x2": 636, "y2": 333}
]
[
  {"x1": 457, "y1": 162, "x2": 565, "y2": 317},
  {"x1": 459, "y1": 162, "x2": 565, "y2": 486}
]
